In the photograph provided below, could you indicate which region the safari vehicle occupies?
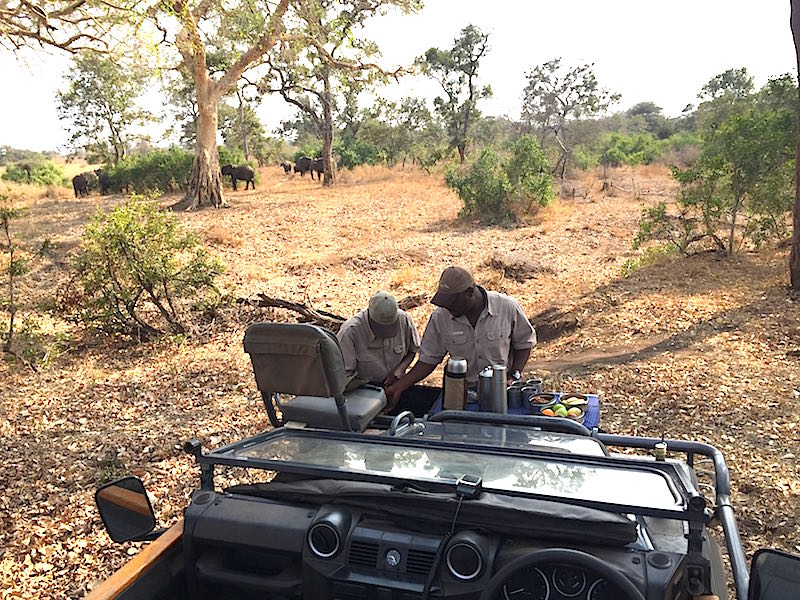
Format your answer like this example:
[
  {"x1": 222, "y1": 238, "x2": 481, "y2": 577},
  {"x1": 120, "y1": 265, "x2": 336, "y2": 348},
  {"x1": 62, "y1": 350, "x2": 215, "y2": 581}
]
[{"x1": 90, "y1": 323, "x2": 800, "y2": 600}]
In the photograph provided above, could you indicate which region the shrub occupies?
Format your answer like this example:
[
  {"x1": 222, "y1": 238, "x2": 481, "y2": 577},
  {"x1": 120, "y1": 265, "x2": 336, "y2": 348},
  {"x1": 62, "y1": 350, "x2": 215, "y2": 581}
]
[
  {"x1": 106, "y1": 148, "x2": 193, "y2": 193},
  {"x1": 598, "y1": 133, "x2": 661, "y2": 169},
  {"x1": 335, "y1": 137, "x2": 382, "y2": 169},
  {"x1": 293, "y1": 143, "x2": 322, "y2": 164},
  {"x1": 1, "y1": 160, "x2": 67, "y2": 186},
  {"x1": 620, "y1": 244, "x2": 677, "y2": 278},
  {"x1": 67, "y1": 195, "x2": 224, "y2": 339},
  {"x1": 446, "y1": 149, "x2": 513, "y2": 225},
  {"x1": 445, "y1": 137, "x2": 553, "y2": 225},
  {"x1": 505, "y1": 136, "x2": 554, "y2": 210}
]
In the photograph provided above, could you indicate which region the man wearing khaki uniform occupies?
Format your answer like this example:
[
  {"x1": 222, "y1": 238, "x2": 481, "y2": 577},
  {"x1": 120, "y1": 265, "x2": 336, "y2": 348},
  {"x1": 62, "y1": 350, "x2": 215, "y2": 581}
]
[
  {"x1": 337, "y1": 291, "x2": 420, "y2": 388},
  {"x1": 385, "y1": 266, "x2": 536, "y2": 411}
]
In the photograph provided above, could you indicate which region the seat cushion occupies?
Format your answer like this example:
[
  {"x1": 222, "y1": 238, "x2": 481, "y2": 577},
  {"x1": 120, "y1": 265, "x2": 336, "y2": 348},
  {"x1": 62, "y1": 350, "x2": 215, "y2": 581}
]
[{"x1": 280, "y1": 386, "x2": 387, "y2": 432}]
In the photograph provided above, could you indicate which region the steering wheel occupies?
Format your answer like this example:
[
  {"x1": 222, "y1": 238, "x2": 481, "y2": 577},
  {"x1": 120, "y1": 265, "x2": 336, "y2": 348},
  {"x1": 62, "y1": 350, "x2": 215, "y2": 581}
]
[{"x1": 479, "y1": 548, "x2": 645, "y2": 600}]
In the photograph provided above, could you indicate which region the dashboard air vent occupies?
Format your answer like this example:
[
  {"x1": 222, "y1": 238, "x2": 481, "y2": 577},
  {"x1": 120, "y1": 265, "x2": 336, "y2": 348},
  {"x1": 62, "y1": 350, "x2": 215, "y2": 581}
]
[
  {"x1": 348, "y1": 540, "x2": 379, "y2": 567},
  {"x1": 406, "y1": 548, "x2": 436, "y2": 575},
  {"x1": 308, "y1": 523, "x2": 340, "y2": 558}
]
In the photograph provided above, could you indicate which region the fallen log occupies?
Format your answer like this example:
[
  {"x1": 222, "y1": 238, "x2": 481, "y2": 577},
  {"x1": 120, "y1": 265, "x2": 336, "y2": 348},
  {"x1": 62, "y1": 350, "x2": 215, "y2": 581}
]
[{"x1": 236, "y1": 293, "x2": 430, "y2": 332}]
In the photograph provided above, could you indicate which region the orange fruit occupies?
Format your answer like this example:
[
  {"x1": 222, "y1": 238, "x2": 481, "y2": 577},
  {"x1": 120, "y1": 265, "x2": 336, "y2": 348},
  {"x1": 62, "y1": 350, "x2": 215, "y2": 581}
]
[{"x1": 541, "y1": 408, "x2": 555, "y2": 417}]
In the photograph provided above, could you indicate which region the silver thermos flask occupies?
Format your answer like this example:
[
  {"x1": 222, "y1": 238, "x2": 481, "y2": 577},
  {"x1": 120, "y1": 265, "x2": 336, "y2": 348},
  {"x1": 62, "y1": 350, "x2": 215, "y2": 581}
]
[
  {"x1": 490, "y1": 364, "x2": 508, "y2": 414},
  {"x1": 443, "y1": 357, "x2": 468, "y2": 410},
  {"x1": 478, "y1": 366, "x2": 494, "y2": 411}
]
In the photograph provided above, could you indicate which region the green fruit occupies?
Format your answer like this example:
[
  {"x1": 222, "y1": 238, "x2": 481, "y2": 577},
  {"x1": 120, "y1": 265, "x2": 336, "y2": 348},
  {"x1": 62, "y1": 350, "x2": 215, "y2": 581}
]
[
  {"x1": 552, "y1": 404, "x2": 566, "y2": 412},
  {"x1": 555, "y1": 407, "x2": 568, "y2": 417}
]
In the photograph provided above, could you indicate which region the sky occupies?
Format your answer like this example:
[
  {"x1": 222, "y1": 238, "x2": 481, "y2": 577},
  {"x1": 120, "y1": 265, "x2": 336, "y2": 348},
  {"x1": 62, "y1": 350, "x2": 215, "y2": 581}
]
[{"x1": 1, "y1": 0, "x2": 796, "y2": 152}]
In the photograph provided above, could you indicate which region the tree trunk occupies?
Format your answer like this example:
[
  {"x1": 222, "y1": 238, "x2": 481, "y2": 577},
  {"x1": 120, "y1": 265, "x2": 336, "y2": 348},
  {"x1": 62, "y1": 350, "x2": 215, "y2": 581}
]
[
  {"x1": 171, "y1": 77, "x2": 226, "y2": 210},
  {"x1": 321, "y1": 69, "x2": 337, "y2": 187},
  {"x1": 791, "y1": 0, "x2": 800, "y2": 288},
  {"x1": 457, "y1": 144, "x2": 466, "y2": 164}
]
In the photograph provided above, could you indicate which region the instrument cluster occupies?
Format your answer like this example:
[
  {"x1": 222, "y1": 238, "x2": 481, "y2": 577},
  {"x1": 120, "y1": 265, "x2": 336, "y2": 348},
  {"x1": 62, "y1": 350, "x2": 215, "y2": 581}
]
[{"x1": 501, "y1": 565, "x2": 615, "y2": 600}]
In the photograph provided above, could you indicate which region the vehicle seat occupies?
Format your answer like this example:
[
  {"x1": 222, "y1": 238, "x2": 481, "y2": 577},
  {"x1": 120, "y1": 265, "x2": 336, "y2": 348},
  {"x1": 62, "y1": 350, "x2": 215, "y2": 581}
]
[{"x1": 243, "y1": 322, "x2": 386, "y2": 431}]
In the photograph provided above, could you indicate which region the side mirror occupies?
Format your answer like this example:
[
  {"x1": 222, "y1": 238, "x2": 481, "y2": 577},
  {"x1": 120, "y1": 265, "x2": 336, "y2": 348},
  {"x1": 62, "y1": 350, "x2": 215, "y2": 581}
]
[
  {"x1": 95, "y1": 476, "x2": 156, "y2": 543},
  {"x1": 749, "y1": 548, "x2": 800, "y2": 600}
]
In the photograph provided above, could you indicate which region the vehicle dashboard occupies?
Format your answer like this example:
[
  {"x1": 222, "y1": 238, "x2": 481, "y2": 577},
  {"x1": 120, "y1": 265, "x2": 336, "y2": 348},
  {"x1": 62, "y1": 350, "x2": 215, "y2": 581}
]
[{"x1": 183, "y1": 490, "x2": 686, "y2": 600}]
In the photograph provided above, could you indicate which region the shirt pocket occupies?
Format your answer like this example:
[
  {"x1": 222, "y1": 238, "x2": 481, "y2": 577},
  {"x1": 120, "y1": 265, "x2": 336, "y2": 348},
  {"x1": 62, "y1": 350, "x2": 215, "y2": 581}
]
[
  {"x1": 486, "y1": 329, "x2": 505, "y2": 341},
  {"x1": 448, "y1": 332, "x2": 468, "y2": 346}
]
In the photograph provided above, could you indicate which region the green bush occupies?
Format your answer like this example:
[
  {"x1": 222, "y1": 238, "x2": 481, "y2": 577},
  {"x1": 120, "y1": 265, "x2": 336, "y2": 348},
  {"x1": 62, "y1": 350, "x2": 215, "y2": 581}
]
[
  {"x1": 1, "y1": 160, "x2": 67, "y2": 186},
  {"x1": 598, "y1": 133, "x2": 661, "y2": 168},
  {"x1": 66, "y1": 196, "x2": 224, "y2": 339},
  {"x1": 505, "y1": 136, "x2": 554, "y2": 210},
  {"x1": 106, "y1": 148, "x2": 193, "y2": 193},
  {"x1": 293, "y1": 143, "x2": 322, "y2": 164},
  {"x1": 446, "y1": 149, "x2": 514, "y2": 225},
  {"x1": 620, "y1": 244, "x2": 677, "y2": 278},
  {"x1": 335, "y1": 137, "x2": 381, "y2": 169},
  {"x1": 445, "y1": 137, "x2": 553, "y2": 225}
]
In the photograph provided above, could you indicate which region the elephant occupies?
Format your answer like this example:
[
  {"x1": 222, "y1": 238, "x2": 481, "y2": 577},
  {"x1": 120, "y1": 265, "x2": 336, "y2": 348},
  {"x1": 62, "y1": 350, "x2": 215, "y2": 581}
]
[
  {"x1": 72, "y1": 173, "x2": 89, "y2": 198},
  {"x1": 81, "y1": 171, "x2": 98, "y2": 192},
  {"x1": 294, "y1": 156, "x2": 313, "y2": 177},
  {"x1": 280, "y1": 161, "x2": 293, "y2": 174},
  {"x1": 221, "y1": 164, "x2": 255, "y2": 191},
  {"x1": 95, "y1": 169, "x2": 111, "y2": 195},
  {"x1": 310, "y1": 158, "x2": 323, "y2": 181}
]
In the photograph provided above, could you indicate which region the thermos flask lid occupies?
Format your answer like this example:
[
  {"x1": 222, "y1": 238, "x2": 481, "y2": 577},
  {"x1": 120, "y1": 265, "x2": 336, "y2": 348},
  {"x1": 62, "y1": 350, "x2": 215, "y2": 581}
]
[{"x1": 447, "y1": 357, "x2": 468, "y2": 374}]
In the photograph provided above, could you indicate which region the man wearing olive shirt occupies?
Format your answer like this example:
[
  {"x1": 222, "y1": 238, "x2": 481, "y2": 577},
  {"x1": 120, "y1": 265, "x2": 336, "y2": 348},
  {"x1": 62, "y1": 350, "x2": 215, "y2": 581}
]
[
  {"x1": 337, "y1": 291, "x2": 419, "y2": 387},
  {"x1": 384, "y1": 266, "x2": 536, "y2": 412}
]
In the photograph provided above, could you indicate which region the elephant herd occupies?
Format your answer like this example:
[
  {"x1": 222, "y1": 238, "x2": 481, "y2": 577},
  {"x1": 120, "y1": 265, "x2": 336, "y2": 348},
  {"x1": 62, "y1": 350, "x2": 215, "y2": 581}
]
[
  {"x1": 70, "y1": 157, "x2": 324, "y2": 199},
  {"x1": 282, "y1": 157, "x2": 323, "y2": 180}
]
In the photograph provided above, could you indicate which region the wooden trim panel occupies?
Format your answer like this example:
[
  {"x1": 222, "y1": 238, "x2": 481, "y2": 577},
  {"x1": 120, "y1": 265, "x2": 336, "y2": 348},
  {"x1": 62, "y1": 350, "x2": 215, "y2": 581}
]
[{"x1": 86, "y1": 519, "x2": 183, "y2": 600}]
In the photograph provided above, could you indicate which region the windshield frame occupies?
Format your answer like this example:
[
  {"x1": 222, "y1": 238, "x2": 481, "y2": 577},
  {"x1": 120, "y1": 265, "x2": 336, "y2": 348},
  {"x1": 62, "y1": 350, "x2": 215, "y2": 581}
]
[{"x1": 200, "y1": 427, "x2": 704, "y2": 523}]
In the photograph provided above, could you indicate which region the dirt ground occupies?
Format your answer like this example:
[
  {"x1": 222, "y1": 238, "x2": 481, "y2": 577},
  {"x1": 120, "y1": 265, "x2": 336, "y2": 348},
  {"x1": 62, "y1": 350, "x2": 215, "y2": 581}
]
[{"x1": 1, "y1": 164, "x2": 799, "y2": 598}]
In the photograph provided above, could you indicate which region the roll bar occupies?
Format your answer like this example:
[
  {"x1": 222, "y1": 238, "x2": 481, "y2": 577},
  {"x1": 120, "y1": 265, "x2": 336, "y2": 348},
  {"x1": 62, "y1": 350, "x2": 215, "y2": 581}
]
[{"x1": 595, "y1": 433, "x2": 748, "y2": 599}]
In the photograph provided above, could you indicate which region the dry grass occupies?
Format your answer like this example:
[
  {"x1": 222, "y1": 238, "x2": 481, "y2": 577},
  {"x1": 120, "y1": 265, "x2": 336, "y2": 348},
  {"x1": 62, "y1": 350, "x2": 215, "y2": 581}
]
[{"x1": 0, "y1": 164, "x2": 798, "y2": 598}]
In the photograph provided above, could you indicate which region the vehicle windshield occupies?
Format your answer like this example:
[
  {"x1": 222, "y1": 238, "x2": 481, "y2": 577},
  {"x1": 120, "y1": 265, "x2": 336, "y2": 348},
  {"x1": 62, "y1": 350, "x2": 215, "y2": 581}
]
[{"x1": 231, "y1": 433, "x2": 682, "y2": 511}]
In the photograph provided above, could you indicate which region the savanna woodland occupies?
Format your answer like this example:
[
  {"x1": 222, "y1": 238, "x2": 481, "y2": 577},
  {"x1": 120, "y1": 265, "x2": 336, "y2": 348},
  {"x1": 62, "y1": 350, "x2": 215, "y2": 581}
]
[{"x1": 1, "y1": 1, "x2": 800, "y2": 598}]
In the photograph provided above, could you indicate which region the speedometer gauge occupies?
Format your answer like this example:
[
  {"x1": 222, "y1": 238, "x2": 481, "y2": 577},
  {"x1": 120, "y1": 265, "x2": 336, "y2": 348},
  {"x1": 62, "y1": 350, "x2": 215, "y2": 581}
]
[
  {"x1": 502, "y1": 567, "x2": 549, "y2": 600},
  {"x1": 587, "y1": 579, "x2": 608, "y2": 600},
  {"x1": 552, "y1": 566, "x2": 586, "y2": 597}
]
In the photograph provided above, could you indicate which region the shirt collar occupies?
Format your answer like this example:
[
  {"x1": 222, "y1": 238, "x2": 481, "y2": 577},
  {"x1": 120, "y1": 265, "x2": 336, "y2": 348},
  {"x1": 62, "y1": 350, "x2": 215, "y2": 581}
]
[
  {"x1": 449, "y1": 286, "x2": 495, "y2": 323},
  {"x1": 360, "y1": 309, "x2": 377, "y2": 342},
  {"x1": 481, "y1": 287, "x2": 498, "y2": 316}
]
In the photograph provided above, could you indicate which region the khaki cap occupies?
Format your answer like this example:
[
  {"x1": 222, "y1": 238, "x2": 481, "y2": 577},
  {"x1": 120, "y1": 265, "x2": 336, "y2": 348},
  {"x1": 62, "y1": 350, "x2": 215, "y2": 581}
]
[
  {"x1": 431, "y1": 266, "x2": 475, "y2": 305},
  {"x1": 368, "y1": 291, "x2": 399, "y2": 337}
]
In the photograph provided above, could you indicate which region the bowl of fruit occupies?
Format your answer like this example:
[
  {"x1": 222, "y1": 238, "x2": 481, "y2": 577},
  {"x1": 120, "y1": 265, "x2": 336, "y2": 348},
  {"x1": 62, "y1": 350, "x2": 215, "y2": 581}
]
[
  {"x1": 559, "y1": 393, "x2": 589, "y2": 411},
  {"x1": 541, "y1": 402, "x2": 585, "y2": 424},
  {"x1": 528, "y1": 392, "x2": 556, "y2": 414}
]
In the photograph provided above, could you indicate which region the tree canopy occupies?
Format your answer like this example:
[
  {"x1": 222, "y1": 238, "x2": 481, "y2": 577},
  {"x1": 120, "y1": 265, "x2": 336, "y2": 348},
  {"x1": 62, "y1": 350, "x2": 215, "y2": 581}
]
[{"x1": 418, "y1": 23, "x2": 491, "y2": 164}]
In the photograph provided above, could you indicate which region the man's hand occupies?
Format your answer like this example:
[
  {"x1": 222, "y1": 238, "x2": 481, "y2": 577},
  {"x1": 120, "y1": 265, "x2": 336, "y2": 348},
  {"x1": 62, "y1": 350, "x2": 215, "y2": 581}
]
[
  {"x1": 383, "y1": 372, "x2": 399, "y2": 387},
  {"x1": 382, "y1": 382, "x2": 402, "y2": 414}
]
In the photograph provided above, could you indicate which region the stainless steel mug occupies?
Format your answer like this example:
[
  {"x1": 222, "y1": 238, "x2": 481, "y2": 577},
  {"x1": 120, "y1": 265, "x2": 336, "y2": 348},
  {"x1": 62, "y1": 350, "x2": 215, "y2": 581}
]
[
  {"x1": 478, "y1": 366, "x2": 493, "y2": 412},
  {"x1": 525, "y1": 379, "x2": 543, "y2": 395},
  {"x1": 490, "y1": 364, "x2": 508, "y2": 414}
]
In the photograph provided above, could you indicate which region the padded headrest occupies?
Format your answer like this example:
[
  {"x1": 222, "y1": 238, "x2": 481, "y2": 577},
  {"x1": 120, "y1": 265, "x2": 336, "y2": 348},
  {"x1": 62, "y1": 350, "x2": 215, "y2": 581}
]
[{"x1": 243, "y1": 322, "x2": 347, "y2": 397}]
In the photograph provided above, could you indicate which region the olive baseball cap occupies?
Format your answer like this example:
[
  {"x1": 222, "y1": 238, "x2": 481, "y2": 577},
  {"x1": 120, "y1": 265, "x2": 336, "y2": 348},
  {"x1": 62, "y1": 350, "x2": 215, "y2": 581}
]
[
  {"x1": 431, "y1": 266, "x2": 475, "y2": 306},
  {"x1": 368, "y1": 291, "x2": 399, "y2": 337}
]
